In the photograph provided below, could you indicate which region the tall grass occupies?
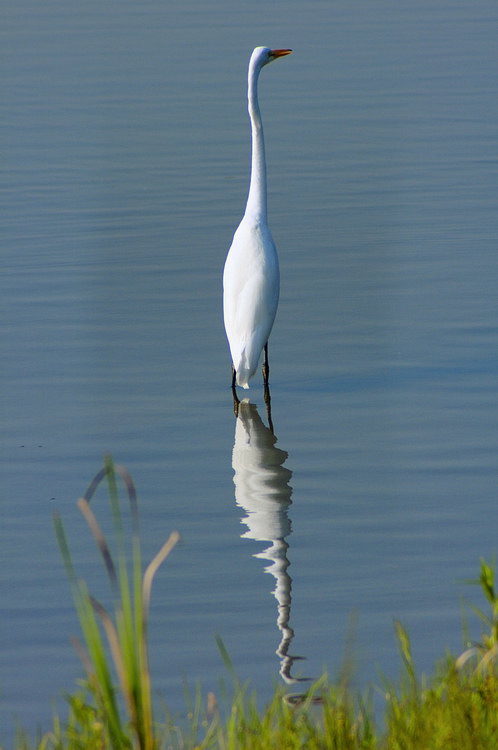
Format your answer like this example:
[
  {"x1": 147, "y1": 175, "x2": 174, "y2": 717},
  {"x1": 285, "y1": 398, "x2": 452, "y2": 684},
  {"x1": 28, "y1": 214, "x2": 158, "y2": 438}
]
[
  {"x1": 7, "y1": 461, "x2": 498, "y2": 750},
  {"x1": 53, "y1": 456, "x2": 179, "y2": 750}
]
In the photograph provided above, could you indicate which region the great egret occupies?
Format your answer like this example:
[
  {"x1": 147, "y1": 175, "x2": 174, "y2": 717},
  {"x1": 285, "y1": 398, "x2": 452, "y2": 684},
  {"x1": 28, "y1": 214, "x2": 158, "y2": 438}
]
[{"x1": 223, "y1": 46, "x2": 292, "y2": 407}]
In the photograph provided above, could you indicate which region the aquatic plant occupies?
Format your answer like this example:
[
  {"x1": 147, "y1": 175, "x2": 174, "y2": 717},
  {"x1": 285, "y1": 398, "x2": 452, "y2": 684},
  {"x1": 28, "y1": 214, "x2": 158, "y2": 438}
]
[{"x1": 53, "y1": 456, "x2": 179, "y2": 750}]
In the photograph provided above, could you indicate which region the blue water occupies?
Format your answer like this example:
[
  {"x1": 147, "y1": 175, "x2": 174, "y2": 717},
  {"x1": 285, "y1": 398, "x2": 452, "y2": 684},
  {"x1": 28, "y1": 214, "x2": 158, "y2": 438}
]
[{"x1": 2, "y1": 0, "x2": 498, "y2": 742}]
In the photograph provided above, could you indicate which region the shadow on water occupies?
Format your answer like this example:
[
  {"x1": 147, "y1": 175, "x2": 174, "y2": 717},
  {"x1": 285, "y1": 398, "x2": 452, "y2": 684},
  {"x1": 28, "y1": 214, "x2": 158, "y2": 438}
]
[{"x1": 229, "y1": 398, "x2": 312, "y2": 689}]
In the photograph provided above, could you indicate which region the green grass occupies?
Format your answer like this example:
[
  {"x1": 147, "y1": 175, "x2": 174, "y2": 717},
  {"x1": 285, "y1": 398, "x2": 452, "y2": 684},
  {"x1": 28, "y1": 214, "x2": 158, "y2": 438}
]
[
  {"x1": 53, "y1": 457, "x2": 179, "y2": 750},
  {"x1": 5, "y1": 460, "x2": 498, "y2": 750}
]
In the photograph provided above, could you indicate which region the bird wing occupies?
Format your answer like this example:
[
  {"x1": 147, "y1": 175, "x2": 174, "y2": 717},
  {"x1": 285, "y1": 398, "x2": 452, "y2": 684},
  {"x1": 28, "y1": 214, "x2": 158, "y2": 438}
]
[{"x1": 223, "y1": 221, "x2": 279, "y2": 383}]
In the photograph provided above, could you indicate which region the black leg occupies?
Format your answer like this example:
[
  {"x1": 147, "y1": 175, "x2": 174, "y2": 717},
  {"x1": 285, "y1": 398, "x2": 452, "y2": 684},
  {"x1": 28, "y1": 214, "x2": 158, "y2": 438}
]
[
  {"x1": 262, "y1": 342, "x2": 270, "y2": 387},
  {"x1": 231, "y1": 366, "x2": 240, "y2": 417},
  {"x1": 262, "y1": 343, "x2": 274, "y2": 434}
]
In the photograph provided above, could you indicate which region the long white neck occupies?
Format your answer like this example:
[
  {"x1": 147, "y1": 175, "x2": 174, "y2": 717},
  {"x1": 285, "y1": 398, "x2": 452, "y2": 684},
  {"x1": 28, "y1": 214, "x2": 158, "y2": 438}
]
[{"x1": 244, "y1": 61, "x2": 267, "y2": 222}]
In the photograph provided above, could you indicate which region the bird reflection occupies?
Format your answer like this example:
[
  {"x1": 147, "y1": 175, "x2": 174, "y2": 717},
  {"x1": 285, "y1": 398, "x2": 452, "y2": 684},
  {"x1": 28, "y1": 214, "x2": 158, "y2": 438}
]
[{"x1": 231, "y1": 399, "x2": 310, "y2": 684}]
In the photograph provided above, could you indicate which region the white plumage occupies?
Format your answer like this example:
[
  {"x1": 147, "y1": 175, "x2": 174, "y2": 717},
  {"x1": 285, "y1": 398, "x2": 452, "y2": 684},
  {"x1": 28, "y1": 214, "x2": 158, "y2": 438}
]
[{"x1": 223, "y1": 46, "x2": 292, "y2": 389}]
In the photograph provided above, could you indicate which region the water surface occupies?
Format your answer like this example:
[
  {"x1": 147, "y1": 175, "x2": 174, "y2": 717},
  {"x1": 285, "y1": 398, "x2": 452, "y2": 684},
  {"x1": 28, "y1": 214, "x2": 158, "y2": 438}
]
[{"x1": 2, "y1": 0, "x2": 498, "y2": 740}]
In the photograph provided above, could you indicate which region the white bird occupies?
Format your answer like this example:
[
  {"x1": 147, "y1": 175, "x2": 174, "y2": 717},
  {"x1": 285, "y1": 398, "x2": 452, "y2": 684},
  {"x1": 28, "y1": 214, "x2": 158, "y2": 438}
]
[{"x1": 223, "y1": 46, "x2": 292, "y2": 399}]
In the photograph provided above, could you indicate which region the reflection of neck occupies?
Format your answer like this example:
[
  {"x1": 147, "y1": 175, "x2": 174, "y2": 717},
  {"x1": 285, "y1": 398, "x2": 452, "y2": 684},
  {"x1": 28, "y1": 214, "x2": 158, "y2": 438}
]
[
  {"x1": 254, "y1": 538, "x2": 296, "y2": 683},
  {"x1": 245, "y1": 64, "x2": 267, "y2": 222}
]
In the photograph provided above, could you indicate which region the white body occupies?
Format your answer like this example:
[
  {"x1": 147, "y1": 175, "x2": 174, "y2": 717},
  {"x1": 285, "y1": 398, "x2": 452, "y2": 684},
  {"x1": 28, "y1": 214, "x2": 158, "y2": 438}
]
[
  {"x1": 223, "y1": 218, "x2": 279, "y2": 388},
  {"x1": 223, "y1": 47, "x2": 290, "y2": 388}
]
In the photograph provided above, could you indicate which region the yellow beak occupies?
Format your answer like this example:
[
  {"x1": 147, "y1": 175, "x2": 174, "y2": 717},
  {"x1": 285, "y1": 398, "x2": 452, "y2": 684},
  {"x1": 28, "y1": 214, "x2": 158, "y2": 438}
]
[{"x1": 270, "y1": 49, "x2": 293, "y2": 58}]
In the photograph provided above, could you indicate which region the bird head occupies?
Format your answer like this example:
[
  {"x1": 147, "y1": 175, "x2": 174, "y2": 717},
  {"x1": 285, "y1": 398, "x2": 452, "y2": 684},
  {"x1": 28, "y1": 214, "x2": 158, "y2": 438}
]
[{"x1": 250, "y1": 47, "x2": 293, "y2": 70}]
